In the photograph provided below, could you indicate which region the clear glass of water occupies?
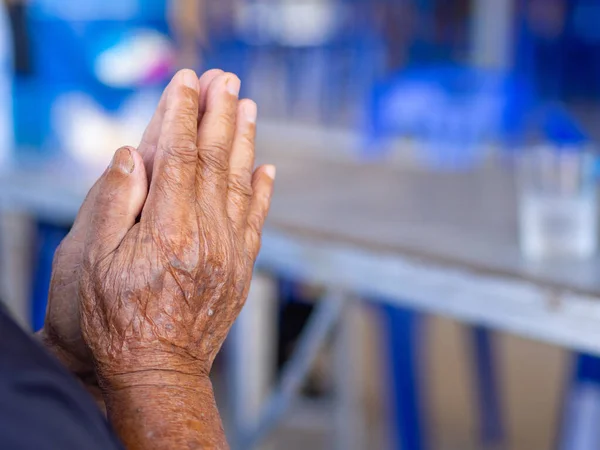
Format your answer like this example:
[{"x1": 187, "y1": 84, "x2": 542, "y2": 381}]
[{"x1": 518, "y1": 146, "x2": 599, "y2": 260}]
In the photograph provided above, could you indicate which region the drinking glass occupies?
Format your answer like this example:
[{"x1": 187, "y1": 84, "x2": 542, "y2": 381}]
[{"x1": 517, "y1": 146, "x2": 598, "y2": 260}]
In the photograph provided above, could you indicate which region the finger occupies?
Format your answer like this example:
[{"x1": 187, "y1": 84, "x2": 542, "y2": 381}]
[
  {"x1": 145, "y1": 69, "x2": 200, "y2": 217},
  {"x1": 244, "y1": 165, "x2": 275, "y2": 261},
  {"x1": 197, "y1": 72, "x2": 240, "y2": 197},
  {"x1": 197, "y1": 68, "x2": 224, "y2": 121},
  {"x1": 68, "y1": 177, "x2": 105, "y2": 244},
  {"x1": 85, "y1": 147, "x2": 148, "y2": 264},
  {"x1": 138, "y1": 69, "x2": 223, "y2": 181},
  {"x1": 227, "y1": 99, "x2": 257, "y2": 231},
  {"x1": 138, "y1": 86, "x2": 168, "y2": 179}
]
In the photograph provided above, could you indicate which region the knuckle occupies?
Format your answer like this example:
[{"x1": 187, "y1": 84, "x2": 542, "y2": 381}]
[
  {"x1": 199, "y1": 143, "x2": 229, "y2": 173},
  {"x1": 229, "y1": 173, "x2": 253, "y2": 199},
  {"x1": 161, "y1": 141, "x2": 198, "y2": 164},
  {"x1": 214, "y1": 109, "x2": 235, "y2": 131},
  {"x1": 164, "y1": 114, "x2": 198, "y2": 142},
  {"x1": 163, "y1": 113, "x2": 198, "y2": 140}
]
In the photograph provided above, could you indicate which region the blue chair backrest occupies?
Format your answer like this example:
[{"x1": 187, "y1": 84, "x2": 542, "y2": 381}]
[
  {"x1": 533, "y1": 104, "x2": 588, "y2": 147},
  {"x1": 15, "y1": 0, "x2": 170, "y2": 150},
  {"x1": 365, "y1": 65, "x2": 534, "y2": 168},
  {"x1": 30, "y1": 0, "x2": 166, "y2": 21},
  {"x1": 28, "y1": 0, "x2": 168, "y2": 84}
]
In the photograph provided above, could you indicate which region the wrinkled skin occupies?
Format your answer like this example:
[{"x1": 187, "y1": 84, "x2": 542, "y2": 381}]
[
  {"x1": 79, "y1": 69, "x2": 273, "y2": 382},
  {"x1": 42, "y1": 69, "x2": 238, "y2": 375},
  {"x1": 41, "y1": 69, "x2": 274, "y2": 448},
  {"x1": 80, "y1": 152, "x2": 259, "y2": 380},
  {"x1": 83, "y1": 195, "x2": 243, "y2": 378},
  {"x1": 42, "y1": 167, "x2": 122, "y2": 377},
  {"x1": 43, "y1": 228, "x2": 93, "y2": 373}
]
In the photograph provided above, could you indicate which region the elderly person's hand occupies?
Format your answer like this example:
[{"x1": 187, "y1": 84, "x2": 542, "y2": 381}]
[
  {"x1": 40, "y1": 70, "x2": 225, "y2": 392},
  {"x1": 44, "y1": 69, "x2": 274, "y2": 449}
]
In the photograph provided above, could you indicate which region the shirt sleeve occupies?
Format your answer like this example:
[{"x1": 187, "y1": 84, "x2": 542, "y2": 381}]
[{"x1": 0, "y1": 306, "x2": 124, "y2": 450}]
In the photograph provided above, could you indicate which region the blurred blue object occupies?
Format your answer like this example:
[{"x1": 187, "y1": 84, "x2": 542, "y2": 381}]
[
  {"x1": 365, "y1": 66, "x2": 534, "y2": 167},
  {"x1": 382, "y1": 304, "x2": 428, "y2": 450},
  {"x1": 559, "y1": 353, "x2": 600, "y2": 450},
  {"x1": 31, "y1": 223, "x2": 68, "y2": 331},
  {"x1": 205, "y1": 0, "x2": 386, "y2": 125},
  {"x1": 318, "y1": 10, "x2": 385, "y2": 124},
  {"x1": 534, "y1": 104, "x2": 589, "y2": 147},
  {"x1": 13, "y1": 0, "x2": 171, "y2": 153},
  {"x1": 28, "y1": 0, "x2": 169, "y2": 83},
  {"x1": 17, "y1": 0, "x2": 173, "y2": 324},
  {"x1": 471, "y1": 327, "x2": 505, "y2": 447},
  {"x1": 0, "y1": 2, "x2": 13, "y2": 166},
  {"x1": 29, "y1": 0, "x2": 166, "y2": 22}
]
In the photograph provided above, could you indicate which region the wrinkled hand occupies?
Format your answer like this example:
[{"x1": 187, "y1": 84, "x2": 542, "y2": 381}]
[
  {"x1": 41, "y1": 69, "x2": 226, "y2": 378},
  {"x1": 79, "y1": 69, "x2": 274, "y2": 388}
]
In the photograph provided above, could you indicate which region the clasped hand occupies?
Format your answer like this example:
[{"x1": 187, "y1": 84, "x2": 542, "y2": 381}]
[{"x1": 43, "y1": 69, "x2": 274, "y2": 395}]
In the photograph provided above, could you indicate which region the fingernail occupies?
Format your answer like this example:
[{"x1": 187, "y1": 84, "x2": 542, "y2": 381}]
[
  {"x1": 227, "y1": 75, "x2": 241, "y2": 97},
  {"x1": 244, "y1": 101, "x2": 257, "y2": 123},
  {"x1": 110, "y1": 147, "x2": 135, "y2": 174},
  {"x1": 180, "y1": 69, "x2": 198, "y2": 90},
  {"x1": 264, "y1": 165, "x2": 276, "y2": 180}
]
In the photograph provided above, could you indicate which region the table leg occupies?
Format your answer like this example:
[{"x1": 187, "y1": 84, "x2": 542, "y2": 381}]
[
  {"x1": 470, "y1": 326, "x2": 506, "y2": 449},
  {"x1": 242, "y1": 289, "x2": 343, "y2": 449},
  {"x1": 228, "y1": 272, "x2": 278, "y2": 450},
  {"x1": 333, "y1": 299, "x2": 367, "y2": 450},
  {"x1": 382, "y1": 304, "x2": 428, "y2": 450},
  {"x1": 0, "y1": 212, "x2": 35, "y2": 328},
  {"x1": 559, "y1": 353, "x2": 600, "y2": 450}
]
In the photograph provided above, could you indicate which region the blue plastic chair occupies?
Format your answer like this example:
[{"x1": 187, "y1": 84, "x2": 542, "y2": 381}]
[
  {"x1": 365, "y1": 65, "x2": 536, "y2": 450},
  {"x1": 21, "y1": 0, "x2": 171, "y2": 329},
  {"x1": 365, "y1": 65, "x2": 532, "y2": 167},
  {"x1": 514, "y1": 8, "x2": 600, "y2": 447},
  {"x1": 17, "y1": 0, "x2": 170, "y2": 154},
  {"x1": 528, "y1": 107, "x2": 600, "y2": 450}
]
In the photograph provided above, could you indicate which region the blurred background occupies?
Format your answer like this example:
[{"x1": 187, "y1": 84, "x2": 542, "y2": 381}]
[{"x1": 4, "y1": 0, "x2": 600, "y2": 449}]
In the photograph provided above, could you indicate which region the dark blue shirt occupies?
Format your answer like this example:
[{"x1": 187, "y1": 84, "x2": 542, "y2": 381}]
[{"x1": 0, "y1": 306, "x2": 123, "y2": 449}]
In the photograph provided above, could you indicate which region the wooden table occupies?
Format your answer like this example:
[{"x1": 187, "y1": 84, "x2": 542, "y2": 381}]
[
  {"x1": 260, "y1": 151, "x2": 600, "y2": 355},
  {"x1": 2, "y1": 122, "x2": 600, "y2": 449}
]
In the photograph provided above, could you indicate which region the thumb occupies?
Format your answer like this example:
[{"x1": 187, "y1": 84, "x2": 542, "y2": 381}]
[{"x1": 85, "y1": 147, "x2": 148, "y2": 264}]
